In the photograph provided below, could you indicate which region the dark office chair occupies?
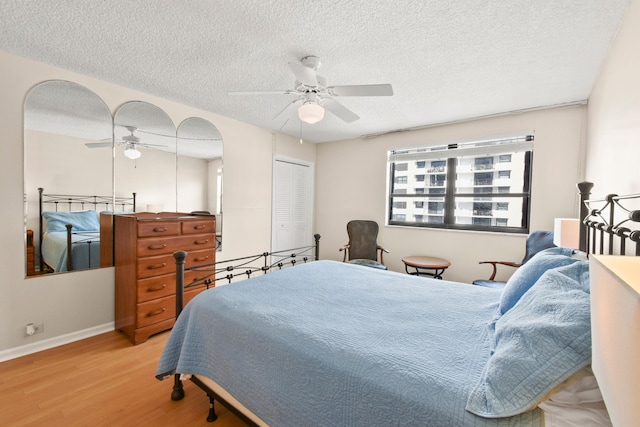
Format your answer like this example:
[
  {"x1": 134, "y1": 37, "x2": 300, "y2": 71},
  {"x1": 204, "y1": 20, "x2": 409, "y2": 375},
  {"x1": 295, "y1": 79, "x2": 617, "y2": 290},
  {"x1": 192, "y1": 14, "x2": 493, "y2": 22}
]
[
  {"x1": 339, "y1": 220, "x2": 389, "y2": 270},
  {"x1": 473, "y1": 230, "x2": 556, "y2": 288}
]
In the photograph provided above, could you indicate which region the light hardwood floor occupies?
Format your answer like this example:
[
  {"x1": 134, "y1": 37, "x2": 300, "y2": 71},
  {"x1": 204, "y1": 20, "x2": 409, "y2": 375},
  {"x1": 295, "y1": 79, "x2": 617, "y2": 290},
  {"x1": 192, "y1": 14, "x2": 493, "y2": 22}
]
[{"x1": 0, "y1": 331, "x2": 248, "y2": 427}]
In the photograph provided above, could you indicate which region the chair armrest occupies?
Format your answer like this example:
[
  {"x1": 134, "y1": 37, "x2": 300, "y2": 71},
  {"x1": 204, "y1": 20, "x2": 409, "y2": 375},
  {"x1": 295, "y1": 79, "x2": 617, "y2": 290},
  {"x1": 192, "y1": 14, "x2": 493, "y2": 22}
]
[
  {"x1": 377, "y1": 245, "x2": 389, "y2": 264},
  {"x1": 339, "y1": 244, "x2": 350, "y2": 262},
  {"x1": 477, "y1": 261, "x2": 522, "y2": 280}
]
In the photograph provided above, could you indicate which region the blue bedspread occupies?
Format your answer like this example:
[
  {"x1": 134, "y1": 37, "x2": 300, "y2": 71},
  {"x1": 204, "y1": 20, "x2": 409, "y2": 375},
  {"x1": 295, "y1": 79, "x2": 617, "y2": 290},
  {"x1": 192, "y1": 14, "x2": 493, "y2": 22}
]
[
  {"x1": 157, "y1": 260, "x2": 543, "y2": 426},
  {"x1": 41, "y1": 231, "x2": 100, "y2": 272}
]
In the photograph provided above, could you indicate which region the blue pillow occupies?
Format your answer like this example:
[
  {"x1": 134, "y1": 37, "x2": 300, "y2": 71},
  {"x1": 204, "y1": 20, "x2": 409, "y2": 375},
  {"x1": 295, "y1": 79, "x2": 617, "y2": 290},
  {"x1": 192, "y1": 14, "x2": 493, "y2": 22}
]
[
  {"x1": 42, "y1": 210, "x2": 100, "y2": 232},
  {"x1": 498, "y1": 247, "x2": 578, "y2": 315},
  {"x1": 466, "y1": 261, "x2": 591, "y2": 417}
]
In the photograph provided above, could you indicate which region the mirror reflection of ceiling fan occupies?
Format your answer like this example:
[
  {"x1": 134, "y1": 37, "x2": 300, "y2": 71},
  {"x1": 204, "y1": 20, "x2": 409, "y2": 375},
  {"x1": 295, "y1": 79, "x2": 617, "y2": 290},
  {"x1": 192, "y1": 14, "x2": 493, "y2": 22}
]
[
  {"x1": 228, "y1": 56, "x2": 393, "y2": 124},
  {"x1": 85, "y1": 126, "x2": 167, "y2": 159}
]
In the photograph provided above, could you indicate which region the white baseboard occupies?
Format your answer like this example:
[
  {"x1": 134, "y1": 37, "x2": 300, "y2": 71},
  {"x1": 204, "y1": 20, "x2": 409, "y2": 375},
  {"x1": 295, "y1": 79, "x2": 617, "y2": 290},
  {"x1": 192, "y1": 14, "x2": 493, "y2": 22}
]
[{"x1": 0, "y1": 322, "x2": 115, "y2": 362}]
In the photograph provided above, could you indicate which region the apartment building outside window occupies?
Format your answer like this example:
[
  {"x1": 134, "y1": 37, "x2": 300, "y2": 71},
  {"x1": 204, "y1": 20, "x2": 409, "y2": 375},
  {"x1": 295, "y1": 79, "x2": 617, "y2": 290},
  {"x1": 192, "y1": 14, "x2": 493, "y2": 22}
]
[{"x1": 387, "y1": 134, "x2": 533, "y2": 233}]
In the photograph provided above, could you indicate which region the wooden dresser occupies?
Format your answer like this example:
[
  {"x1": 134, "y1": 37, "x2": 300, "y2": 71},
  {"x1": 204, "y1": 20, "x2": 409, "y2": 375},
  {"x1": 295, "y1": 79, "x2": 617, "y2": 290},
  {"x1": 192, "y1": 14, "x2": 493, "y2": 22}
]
[{"x1": 114, "y1": 212, "x2": 216, "y2": 345}]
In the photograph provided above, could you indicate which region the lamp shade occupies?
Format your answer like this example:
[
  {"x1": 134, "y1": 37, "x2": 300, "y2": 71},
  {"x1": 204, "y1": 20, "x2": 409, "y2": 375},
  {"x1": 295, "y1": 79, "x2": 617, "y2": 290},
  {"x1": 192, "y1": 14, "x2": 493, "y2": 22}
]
[
  {"x1": 298, "y1": 102, "x2": 325, "y2": 124},
  {"x1": 124, "y1": 145, "x2": 141, "y2": 160},
  {"x1": 553, "y1": 218, "x2": 580, "y2": 249}
]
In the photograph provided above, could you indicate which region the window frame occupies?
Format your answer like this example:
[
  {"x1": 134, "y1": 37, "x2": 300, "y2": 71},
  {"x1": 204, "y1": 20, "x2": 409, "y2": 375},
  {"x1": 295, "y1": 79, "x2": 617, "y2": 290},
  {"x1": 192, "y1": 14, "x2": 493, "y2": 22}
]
[{"x1": 387, "y1": 134, "x2": 533, "y2": 234}]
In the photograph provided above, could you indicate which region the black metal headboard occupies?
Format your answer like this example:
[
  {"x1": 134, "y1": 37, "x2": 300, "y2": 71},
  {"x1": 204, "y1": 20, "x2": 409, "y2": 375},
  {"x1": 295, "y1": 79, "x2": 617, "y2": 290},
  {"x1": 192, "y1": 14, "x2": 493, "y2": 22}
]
[
  {"x1": 37, "y1": 188, "x2": 136, "y2": 271},
  {"x1": 577, "y1": 181, "x2": 640, "y2": 256}
]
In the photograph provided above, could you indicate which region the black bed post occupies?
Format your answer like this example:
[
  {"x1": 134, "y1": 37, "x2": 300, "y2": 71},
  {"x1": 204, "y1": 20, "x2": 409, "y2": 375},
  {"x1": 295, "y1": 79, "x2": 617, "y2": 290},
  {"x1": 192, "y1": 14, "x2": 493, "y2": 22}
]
[
  {"x1": 38, "y1": 187, "x2": 44, "y2": 272},
  {"x1": 171, "y1": 250, "x2": 187, "y2": 402},
  {"x1": 314, "y1": 233, "x2": 321, "y2": 261},
  {"x1": 577, "y1": 182, "x2": 593, "y2": 253}
]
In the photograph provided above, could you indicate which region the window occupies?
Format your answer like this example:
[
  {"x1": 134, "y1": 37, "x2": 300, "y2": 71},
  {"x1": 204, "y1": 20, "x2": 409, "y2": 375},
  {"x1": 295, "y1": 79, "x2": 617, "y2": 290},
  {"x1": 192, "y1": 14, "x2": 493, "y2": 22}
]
[
  {"x1": 393, "y1": 201, "x2": 407, "y2": 209},
  {"x1": 387, "y1": 134, "x2": 533, "y2": 233}
]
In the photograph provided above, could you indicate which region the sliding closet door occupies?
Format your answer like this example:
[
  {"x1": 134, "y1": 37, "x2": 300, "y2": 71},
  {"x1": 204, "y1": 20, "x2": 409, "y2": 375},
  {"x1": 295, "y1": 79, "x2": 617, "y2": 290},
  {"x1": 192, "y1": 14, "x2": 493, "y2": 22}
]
[{"x1": 272, "y1": 158, "x2": 313, "y2": 255}]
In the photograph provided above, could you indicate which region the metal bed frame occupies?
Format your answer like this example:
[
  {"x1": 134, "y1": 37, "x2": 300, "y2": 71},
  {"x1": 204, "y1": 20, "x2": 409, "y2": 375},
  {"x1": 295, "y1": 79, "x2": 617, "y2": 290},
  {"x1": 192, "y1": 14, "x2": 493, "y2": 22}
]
[
  {"x1": 37, "y1": 187, "x2": 136, "y2": 272},
  {"x1": 577, "y1": 182, "x2": 640, "y2": 256}
]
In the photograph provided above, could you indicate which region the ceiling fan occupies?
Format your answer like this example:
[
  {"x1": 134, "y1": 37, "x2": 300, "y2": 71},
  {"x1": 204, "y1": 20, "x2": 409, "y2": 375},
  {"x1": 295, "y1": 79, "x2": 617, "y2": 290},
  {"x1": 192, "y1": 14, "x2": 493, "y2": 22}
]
[
  {"x1": 85, "y1": 126, "x2": 167, "y2": 159},
  {"x1": 228, "y1": 56, "x2": 393, "y2": 124}
]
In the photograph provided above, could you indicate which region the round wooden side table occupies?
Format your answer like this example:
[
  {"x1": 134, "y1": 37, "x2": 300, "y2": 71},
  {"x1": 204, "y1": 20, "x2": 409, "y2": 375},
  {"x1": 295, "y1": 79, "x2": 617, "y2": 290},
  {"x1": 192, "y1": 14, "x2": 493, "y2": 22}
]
[{"x1": 402, "y1": 255, "x2": 451, "y2": 279}]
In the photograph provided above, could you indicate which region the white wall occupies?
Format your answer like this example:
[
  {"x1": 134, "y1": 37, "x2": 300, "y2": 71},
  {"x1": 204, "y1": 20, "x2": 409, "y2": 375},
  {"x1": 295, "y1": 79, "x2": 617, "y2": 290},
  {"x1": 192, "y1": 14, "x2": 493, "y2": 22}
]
[
  {"x1": 0, "y1": 51, "x2": 315, "y2": 357},
  {"x1": 315, "y1": 106, "x2": 587, "y2": 283},
  {"x1": 586, "y1": 0, "x2": 640, "y2": 194}
]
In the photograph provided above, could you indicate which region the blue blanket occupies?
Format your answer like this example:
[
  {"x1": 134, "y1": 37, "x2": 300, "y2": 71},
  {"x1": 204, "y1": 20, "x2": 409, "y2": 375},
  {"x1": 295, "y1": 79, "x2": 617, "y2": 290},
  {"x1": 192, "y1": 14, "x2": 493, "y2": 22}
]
[
  {"x1": 41, "y1": 231, "x2": 100, "y2": 272},
  {"x1": 157, "y1": 260, "x2": 543, "y2": 426}
]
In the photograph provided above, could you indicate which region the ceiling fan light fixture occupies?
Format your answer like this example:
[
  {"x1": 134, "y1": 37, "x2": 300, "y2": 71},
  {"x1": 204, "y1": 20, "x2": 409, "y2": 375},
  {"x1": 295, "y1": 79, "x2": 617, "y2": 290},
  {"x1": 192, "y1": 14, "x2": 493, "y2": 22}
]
[
  {"x1": 298, "y1": 102, "x2": 325, "y2": 124},
  {"x1": 124, "y1": 144, "x2": 141, "y2": 160}
]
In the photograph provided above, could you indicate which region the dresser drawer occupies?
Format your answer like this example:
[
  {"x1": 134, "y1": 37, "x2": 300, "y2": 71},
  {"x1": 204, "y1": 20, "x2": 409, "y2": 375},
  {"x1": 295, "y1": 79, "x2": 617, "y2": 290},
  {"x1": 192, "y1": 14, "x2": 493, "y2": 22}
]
[
  {"x1": 137, "y1": 274, "x2": 175, "y2": 303},
  {"x1": 137, "y1": 234, "x2": 215, "y2": 257},
  {"x1": 137, "y1": 254, "x2": 175, "y2": 279},
  {"x1": 137, "y1": 221, "x2": 180, "y2": 238},
  {"x1": 136, "y1": 295, "x2": 176, "y2": 328},
  {"x1": 185, "y1": 285, "x2": 207, "y2": 305},
  {"x1": 182, "y1": 219, "x2": 215, "y2": 235},
  {"x1": 185, "y1": 249, "x2": 215, "y2": 267},
  {"x1": 184, "y1": 269, "x2": 215, "y2": 287}
]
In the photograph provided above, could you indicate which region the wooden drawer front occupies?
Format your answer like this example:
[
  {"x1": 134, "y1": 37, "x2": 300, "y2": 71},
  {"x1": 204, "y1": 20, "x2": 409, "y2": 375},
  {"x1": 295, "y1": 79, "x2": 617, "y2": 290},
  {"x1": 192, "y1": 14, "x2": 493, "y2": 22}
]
[
  {"x1": 137, "y1": 274, "x2": 175, "y2": 303},
  {"x1": 182, "y1": 219, "x2": 215, "y2": 235},
  {"x1": 136, "y1": 295, "x2": 176, "y2": 328},
  {"x1": 137, "y1": 254, "x2": 175, "y2": 279},
  {"x1": 137, "y1": 234, "x2": 215, "y2": 257},
  {"x1": 185, "y1": 249, "x2": 215, "y2": 268},
  {"x1": 184, "y1": 285, "x2": 207, "y2": 306},
  {"x1": 137, "y1": 221, "x2": 180, "y2": 238},
  {"x1": 184, "y1": 269, "x2": 215, "y2": 288}
]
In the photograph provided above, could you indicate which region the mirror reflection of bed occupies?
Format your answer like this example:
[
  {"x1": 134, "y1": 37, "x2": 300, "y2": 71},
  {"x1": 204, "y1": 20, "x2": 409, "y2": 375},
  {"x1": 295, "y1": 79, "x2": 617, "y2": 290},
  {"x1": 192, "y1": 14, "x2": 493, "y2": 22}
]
[{"x1": 33, "y1": 189, "x2": 136, "y2": 275}]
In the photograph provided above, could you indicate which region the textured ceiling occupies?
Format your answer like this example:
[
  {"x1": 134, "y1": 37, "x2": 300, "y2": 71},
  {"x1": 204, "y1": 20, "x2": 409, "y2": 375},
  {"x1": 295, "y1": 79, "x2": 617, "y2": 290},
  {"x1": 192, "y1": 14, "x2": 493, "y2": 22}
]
[{"x1": 1, "y1": 0, "x2": 630, "y2": 143}]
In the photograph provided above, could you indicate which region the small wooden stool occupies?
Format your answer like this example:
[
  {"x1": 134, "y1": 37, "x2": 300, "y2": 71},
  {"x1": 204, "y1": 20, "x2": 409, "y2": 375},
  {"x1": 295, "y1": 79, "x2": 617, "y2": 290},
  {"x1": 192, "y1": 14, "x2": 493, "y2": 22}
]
[{"x1": 402, "y1": 255, "x2": 451, "y2": 279}]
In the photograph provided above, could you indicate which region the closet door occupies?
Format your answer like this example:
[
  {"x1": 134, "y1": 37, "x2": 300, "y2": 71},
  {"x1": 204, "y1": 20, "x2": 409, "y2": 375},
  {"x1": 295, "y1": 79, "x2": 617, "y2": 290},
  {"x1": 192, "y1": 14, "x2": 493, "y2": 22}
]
[{"x1": 272, "y1": 159, "x2": 313, "y2": 255}]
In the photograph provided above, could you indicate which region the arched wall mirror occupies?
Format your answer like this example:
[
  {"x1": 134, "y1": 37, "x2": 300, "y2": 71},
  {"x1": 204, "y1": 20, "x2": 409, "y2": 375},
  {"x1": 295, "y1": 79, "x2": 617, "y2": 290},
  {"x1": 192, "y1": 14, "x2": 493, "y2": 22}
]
[
  {"x1": 113, "y1": 101, "x2": 177, "y2": 213},
  {"x1": 24, "y1": 80, "x2": 113, "y2": 277},
  {"x1": 177, "y1": 117, "x2": 223, "y2": 251},
  {"x1": 23, "y1": 80, "x2": 224, "y2": 278}
]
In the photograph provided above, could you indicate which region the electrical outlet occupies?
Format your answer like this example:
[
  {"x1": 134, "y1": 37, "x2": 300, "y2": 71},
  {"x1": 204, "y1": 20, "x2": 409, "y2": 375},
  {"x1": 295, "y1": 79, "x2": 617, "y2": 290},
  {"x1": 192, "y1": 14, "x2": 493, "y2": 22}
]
[{"x1": 24, "y1": 323, "x2": 44, "y2": 337}]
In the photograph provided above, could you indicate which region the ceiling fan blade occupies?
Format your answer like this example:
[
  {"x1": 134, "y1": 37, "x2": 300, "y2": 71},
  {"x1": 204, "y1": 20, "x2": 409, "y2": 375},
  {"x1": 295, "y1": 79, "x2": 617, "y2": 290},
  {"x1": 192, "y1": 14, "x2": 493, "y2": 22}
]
[
  {"x1": 228, "y1": 90, "x2": 296, "y2": 96},
  {"x1": 288, "y1": 62, "x2": 318, "y2": 86},
  {"x1": 329, "y1": 84, "x2": 393, "y2": 97},
  {"x1": 322, "y1": 98, "x2": 360, "y2": 123},
  {"x1": 139, "y1": 143, "x2": 168, "y2": 148},
  {"x1": 85, "y1": 141, "x2": 112, "y2": 148},
  {"x1": 273, "y1": 99, "x2": 303, "y2": 121}
]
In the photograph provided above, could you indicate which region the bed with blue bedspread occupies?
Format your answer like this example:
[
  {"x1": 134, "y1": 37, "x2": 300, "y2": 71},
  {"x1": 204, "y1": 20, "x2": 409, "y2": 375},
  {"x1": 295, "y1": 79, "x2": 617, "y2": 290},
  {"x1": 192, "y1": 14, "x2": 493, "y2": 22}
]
[
  {"x1": 156, "y1": 248, "x2": 593, "y2": 427},
  {"x1": 37, "y1": 188, "x2": 136, "y2": 272},
  {"x1": 40, "y1": 210, "x2": 102, "y2": 272}
]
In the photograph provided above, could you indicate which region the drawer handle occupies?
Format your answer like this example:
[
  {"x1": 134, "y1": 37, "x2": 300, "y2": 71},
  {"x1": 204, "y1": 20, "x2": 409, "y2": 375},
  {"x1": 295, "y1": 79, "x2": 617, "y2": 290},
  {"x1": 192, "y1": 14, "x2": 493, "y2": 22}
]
[
  {"x1": 147, "y1": 262, "x2": 167, "y2": 270},
  {"x1": 147, "y1": 243, "x2": 167, "y2": 250},
  {"x1": 147, "y1": 307, "x2": 166, "y2": 317},
  {"x1": 147, "y1": 284, "x2": 167, "y2": 292},
  {"x1": 194, "y1": 239, "x2": 209, "y2": 245},
  {"x1": 193, "y1": 224, "x2": 206, "y2": 230},
  {"x1": 153, "y1": 227, "x2": 167, "y2": 232},
  {"x1": 194, "y1": 256, "x2": 209, "y2": 262}
]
